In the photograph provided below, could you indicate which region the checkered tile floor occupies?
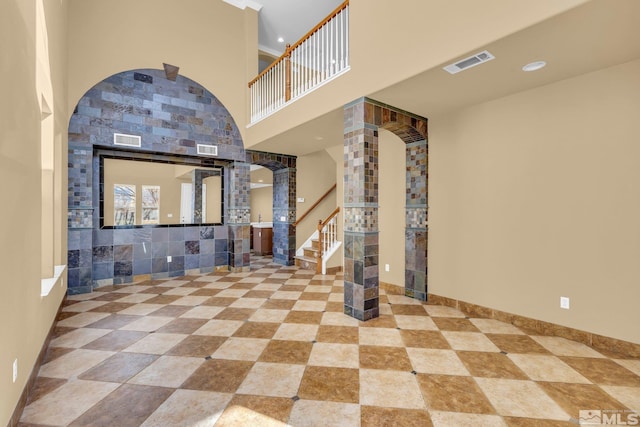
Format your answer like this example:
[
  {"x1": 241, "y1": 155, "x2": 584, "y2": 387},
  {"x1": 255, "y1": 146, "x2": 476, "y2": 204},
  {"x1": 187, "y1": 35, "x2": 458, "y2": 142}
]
[{"x1": 19, "y1": 256, "x2": 640, "y2": 426}]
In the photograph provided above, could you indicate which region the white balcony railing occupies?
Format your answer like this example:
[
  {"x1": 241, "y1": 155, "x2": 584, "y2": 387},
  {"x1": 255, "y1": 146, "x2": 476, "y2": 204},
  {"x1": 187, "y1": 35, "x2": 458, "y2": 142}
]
[{"x1": 249, "y1": 0, "x2": 350, "y2": 123}]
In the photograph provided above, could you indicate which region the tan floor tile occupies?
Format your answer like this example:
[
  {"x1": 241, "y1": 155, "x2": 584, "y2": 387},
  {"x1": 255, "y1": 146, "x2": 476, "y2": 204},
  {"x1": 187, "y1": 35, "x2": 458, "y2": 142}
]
[
  {"x1": 289, "y1": 400, "x2": 360, "y2": 427},
  {"x1": 214, "y1": 288, "x2": 249, "y2": 298},
  {"x1": 148, "y1": 305, "x2": 192, "y2": 318},
  {"x1": 600, "y1": 385, "x2": 640, "y2": 410},
  {"x1": 123, "y1": 333, "x2": 187, "y2": 354},
  {"x1": 89, "y1": 301, "x2": 136, "y2": 313},
  {"x1": 193, "y1": 319, "x2": 244, "y2": 336},
  {"x1": 217, "y1": 395, "x2": 293, "y2": 426},
  {"x1": 298, "y1": 366, "x2": 360, "y2": 403},
  {"x1": 321, "y1": 311, "x2": 360, "y2": 327},
  {"x1": 406, "y1": 348, "x2": 470, "y2": 375},
  {"x1": 39, "y1": 349, "x2": 114, "y2": 379},
  {"x1": 236, "y1": 362, "x2": 305, "y2": 397},
  {"x1": 200, "y1": 296, "x2": 238, "y2": 307},
  {"x1": 248, "y1": 308, "x2": 290, "y2": 323},
  {"x1": 308, "y1": 342, "x2": 359, "y2": 368},
  {"x1": 358, "y1": 315, "x2": 398, "y2": 329},
  {"x1": 68, "y1": 383, "x2": 173, "y2": 427},
  {"x1": 214, "y1": 307, "x2": 257, "y2": 321},
  {"x1": 179, "y1": 305, "x2": 225, "y2": 319},
  {"x1": 531, "y1": 336, "x2": 605, "y2": 358},
  {"x1": 181, "y1": 359, "x2": 254, "y2": 393},
  {"x1": 117, "y1": 303, "x2": 165, "y2": 316},
  {"x1": 400, "y1": 330, "x2": 451, "y2": 349},
  {"x1": 119, "y1": 316, "x2": 173, "y2": 332},
  {"x1": 262, "y1": 299, "x2": 296, "y2": 310},
  {"x1": 303, "y1": 285, "x2": 333, "y2": 293},
  {"x1": 243, "y1": 290, "x2": 275, "y2": 299},
  {"x1": 229, "y1": 297, "x2": 267, "y2": 309},
  {"x1": 156, "y1": 318, "x2": 208, "y2": 334},
  {"x1": 507, "y1": 354, "x2": 590, "y2": 383},
  {"x1": 140, "y1": 389, "x2": 232, "y2": 427},
  {"x1": 273, "y1": 323, "x2": 319, "y2": 342},
  {"x1": 538, "y1": 382, "x2": 628, "y2": 420},
  {"x1": 19, "y1": 380, "x2": 119, "y2": 426},
  {"x1": 502, "y1": 417, "x2": 577, "y2": 427},
  {"x1": 433, "y1": 318, "x2": 480, "y2": 332},
  {"x1": 360, "y1": 369, "x2": 425, "y2": 409},
  {"x1": 361, "y1": 406, "x2": 433, "y2": 427},
  {"x1": 85, "y1": 314, "x2": 141, "y2": 330},
  {"x1": 360, "y1": 345, "x2": 413, "y2": 371},
  {"x1": 56, "y1": 312, "x2": 111, "y2": 328},
  {"x1": 424, "y1": 306, "x2": 466, "y2": 318},
  {"x1": 109, "y1": 293, "x2": 156, "y2": 303},
  {"x1": 169, "y1": 295, "x2": 210, "y2": 306},
  {"x1": 283, "y1": 311, "x2": 323, "y2": 325},
  {"x1": 78, "y1": 352, "x2": 158, "y2": 382},
  {"x1": 442, "y1": 331, "x2": 501, "y2": 352},
  {"x1": 129, "y1": 355, "x2": 203, "y2": 387},
  {"x1": 253, "y1": 283, "x2": 283, "y2": 291},
  {"x1": 328, "y1": 292, "x2": 344, "y2": 302},
  {"x1": 162, "y1": 286, "x2": 197, "y2": 296},
  {"x1": 486, "y1": 334, "x2": 551, "y2": 354},
  {"x1": 417, "y1": 374, "x2": 496, "y2": 414},
  {"x1": 111, "y1": 284, "x2": 152, "y2": 293},
  {"x1": 325, "y1": 301, "x2": 346, "y2": 312},
  {"x1": 62, "y1": 300, "x2": 108, "y2": 312},
  {"x1": 258, "y1": 340, "x2": 313, "y2": 364},
  {"x1": 50, "y1": 327, "x2": 111, "y2": 348},
  {"x1": 25, "y1": 376, "x2": 67, "y2": 405},
  {"x1": 144, "y1": 295, "x2": 183, "y2": 305},
  {"x1": 615, "y1": 359, "x2": 640, "y2": 377},
  {"x1": 316, "y1": 325, "x2": 359, "y2": 344},
  {"x1": 561, "y1": 356, "x2": 640, "y2": 386},
  {"x1": 292, "y1": 300, "x2": 327, "y2": 311},
  {"x1": 271, "y1": 290, "x2": 302, "y2": 300},
  {"x1": 359, "y1": 327, "x2": 406, "y2": 347},
  {"x1": 391, "y1": 304, "x2": 430, "y2": 316},
  {"x1": 395, "y1": 315, "x2": 438, "y2": 331},
  {"x1": 212, "y1": 337, "x2": 270, "y2": 361},
  {"x1": 189, "y1": 288, "x2": 222, "y2": 297},
  {"x1": 429, "y1": 411, "x2": 507, "y2": 427},
  {"x1": 457, "y1": 351, "x2": 529, "y2": 380},
  {"x1": 232, "y1": 321, "x2": 280, "y2": 339},
  {"x1": 67, "y1": 292, "x2": 107, "y2": 301},
  {"x1": 475, "y1": 378, "x2": 569, "y2": 420},
  {"x1": 387, "y1": 295, "x2": 424, "y2": 305},
  {"x1": 469, "y1": 319, "x2": 525, "y2": 335},
  {"x1": 285, "y1": 278, "x2": 311, "y2": 286},
  {"x1": 165, "y1": 335, "x2": 227, "y2": 357}
]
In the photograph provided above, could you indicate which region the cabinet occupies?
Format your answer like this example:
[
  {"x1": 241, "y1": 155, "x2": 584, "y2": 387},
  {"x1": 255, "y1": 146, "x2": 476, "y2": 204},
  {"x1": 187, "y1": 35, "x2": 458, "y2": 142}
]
[{"x1": 252, "y1": 226, "x2": 273, "y2": 256}]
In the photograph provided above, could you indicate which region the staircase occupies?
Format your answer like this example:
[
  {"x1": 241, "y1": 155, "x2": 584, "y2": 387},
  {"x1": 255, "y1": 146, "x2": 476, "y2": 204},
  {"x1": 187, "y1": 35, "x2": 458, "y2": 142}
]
[{"x1": 295, "y1": 207, "x2": 341, "y2": 274}]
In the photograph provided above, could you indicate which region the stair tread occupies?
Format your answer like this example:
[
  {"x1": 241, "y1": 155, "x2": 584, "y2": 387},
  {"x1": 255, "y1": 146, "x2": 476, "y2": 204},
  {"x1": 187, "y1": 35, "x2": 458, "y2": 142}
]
[{"x1": 295, "y1": 255, "x2": 317, "y2": 262}]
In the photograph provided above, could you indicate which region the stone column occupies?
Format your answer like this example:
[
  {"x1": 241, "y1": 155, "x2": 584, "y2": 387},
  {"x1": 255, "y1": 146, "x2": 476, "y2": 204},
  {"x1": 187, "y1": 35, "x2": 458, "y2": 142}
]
[
  {"x1": 226, "y1": 161, "x2": 251, "y2": 271},
  {"x1": 405, "y1": 140, "x2": 428, "y2": 300},
  {"x1": 343, "y1": 99, "x2": 379, "y2": 321},
  {"x1": 272, "y1": 168, "x2": 296, "y2": 265}
]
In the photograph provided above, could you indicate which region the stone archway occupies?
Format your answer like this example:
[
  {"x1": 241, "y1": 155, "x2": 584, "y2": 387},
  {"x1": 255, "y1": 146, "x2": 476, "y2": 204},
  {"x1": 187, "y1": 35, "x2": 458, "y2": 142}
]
[
  {"x1": 343, "y1": 97, "x2": 428, "y2": 320},
  {"x1": 246, "y1": 151, "x2": 297, "y2": 266}
]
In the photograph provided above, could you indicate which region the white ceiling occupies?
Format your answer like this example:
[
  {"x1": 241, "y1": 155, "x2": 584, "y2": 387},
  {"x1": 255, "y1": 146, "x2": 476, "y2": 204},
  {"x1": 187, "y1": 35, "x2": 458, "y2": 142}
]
[{"x1": 248, "y1": 0, "x2": 640, "y2": 157}]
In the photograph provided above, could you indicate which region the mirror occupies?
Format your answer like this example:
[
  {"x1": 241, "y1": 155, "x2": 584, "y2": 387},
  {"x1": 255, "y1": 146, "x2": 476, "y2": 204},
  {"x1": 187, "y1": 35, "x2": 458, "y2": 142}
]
[{"x1": 102, "y1": 157, "x2": 223, "y2": 227}]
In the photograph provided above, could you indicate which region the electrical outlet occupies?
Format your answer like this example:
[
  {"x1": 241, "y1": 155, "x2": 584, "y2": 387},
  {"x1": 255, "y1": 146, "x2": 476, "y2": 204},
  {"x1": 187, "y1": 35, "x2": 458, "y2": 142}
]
[
  {"x1": 167, "y1": 256, "x2": 172, "y2": 263},
  {"x1": 12, "y1": 359, "x2": 17, "y2": 383},
  {"x1": 385, "y1": 264, "x2": 390, "y2": 272},
  {"x1": 560, "y1": 297, "x2": 570, "y2": 309}
]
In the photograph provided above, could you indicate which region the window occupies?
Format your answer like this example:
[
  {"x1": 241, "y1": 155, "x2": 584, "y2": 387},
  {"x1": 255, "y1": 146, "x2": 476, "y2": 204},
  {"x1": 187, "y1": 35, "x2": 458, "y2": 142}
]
[
  {"x1": 114, "y1": 184, "x2": 136, "y2": 225},
  {"x1": 142, "y1": 185, "x2": 160, "y2": 224}
]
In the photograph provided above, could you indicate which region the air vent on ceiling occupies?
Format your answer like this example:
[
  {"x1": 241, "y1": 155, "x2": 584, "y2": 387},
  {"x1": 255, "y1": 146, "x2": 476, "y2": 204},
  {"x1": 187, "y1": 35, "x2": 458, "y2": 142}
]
[
  {"x1": 443, "y1": 50, "x2": 495, "y2": 75},
  {"x1": 113, "y1": 133, "x2": 141, "y2": 147},
  {"x1": 197, "y1": 144, "x2": 218, "y2": 156}
]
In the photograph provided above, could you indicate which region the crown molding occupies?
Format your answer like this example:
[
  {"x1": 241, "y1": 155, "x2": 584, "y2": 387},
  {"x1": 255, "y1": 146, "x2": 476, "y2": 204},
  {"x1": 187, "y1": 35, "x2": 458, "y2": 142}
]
[{"x1": 223, "y1": 0, "x2": 262, "y2": 12}]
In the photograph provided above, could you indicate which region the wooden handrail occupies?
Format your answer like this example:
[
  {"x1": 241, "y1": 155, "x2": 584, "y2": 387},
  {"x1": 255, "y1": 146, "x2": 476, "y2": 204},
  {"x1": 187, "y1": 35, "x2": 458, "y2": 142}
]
[
  {"x1": 248, "y1": 0, "x2": 349, "y2": 88},
  {"x1": 320, "y1": 206, "x2": 340, "y2": 228},
  {"x1": 293, "y1": 184, "x2": 336, "y2": 227}
]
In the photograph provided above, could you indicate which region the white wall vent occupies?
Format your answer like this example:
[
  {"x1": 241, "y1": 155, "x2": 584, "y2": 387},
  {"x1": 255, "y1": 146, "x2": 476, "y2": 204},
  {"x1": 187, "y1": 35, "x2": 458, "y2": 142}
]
[
  {"x1": 113, "y1": 133, "x2": 141, "y2": 148},
  {"x1": 443, "y1": 50, "x2": 495, "y2": 75},
  {"x1": 197, "y1": 144, "x2": 218, "y2": 156}
]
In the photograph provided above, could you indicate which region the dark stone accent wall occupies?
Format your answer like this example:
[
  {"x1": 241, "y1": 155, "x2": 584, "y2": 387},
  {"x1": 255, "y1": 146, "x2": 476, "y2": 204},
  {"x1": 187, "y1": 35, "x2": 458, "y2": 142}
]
[
  {"x1": 67, "y1": 69, "x2": 246, "y2": 293},
  {"x1": 342, "y1": 97, "x2": 428, "y2": 319}
]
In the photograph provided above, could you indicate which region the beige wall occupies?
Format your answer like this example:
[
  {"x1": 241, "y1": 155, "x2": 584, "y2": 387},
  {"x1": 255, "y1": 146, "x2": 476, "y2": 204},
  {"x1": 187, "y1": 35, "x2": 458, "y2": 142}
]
[
  {"x1": 244, "y1": 0, "x2": 587, "y2": 148},
  {"x1": 0, "y1": 0, "x2": 68, "y2": 424},
  {"x1": 250, "y1": 187, "x2": 273, "y2": 223},
  {"x1": 378, "y1": 130, "x2": 406, "y2": 285},
  {"x1": 295, "y1": 150, "x2": 337, "y2": 251},
  {"x1": 429, "y1": 59, "x2": 640, "y2": 344},
  {"x1": 67, "y1": 0, "x2": 257, "y2": 137},
  {"x1": 325, "y1": 145, "x2": 344, "y2": 268}
]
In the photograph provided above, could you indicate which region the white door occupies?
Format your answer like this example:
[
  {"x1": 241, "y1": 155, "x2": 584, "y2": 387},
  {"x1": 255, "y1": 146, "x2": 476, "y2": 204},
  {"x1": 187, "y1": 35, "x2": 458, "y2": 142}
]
[{"x1": 180, "y1": 183, "x2": 192, "y2": 224}]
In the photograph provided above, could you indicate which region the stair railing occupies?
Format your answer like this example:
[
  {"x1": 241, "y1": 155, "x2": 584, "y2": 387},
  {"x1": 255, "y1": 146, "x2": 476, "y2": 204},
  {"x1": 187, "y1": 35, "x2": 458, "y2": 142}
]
[
  {"x1": 316, "y1": 206, "x2": 340, "y2": 274},
  {"x1": 293, "y1": 183, "x2": 336, "y2": 227}
]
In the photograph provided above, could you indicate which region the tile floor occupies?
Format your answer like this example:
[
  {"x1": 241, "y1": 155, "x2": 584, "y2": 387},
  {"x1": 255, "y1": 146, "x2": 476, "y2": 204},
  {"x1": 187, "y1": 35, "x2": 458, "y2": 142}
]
[{"x1": 18, "y1": 256, "x2": 640, "y2": 426}]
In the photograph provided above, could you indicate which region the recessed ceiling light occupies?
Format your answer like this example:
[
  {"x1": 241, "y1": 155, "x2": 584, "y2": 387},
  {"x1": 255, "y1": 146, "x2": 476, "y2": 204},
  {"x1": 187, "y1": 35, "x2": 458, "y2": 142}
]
[
  {"x1": 277, "y1": 37, "x2": 284, "y2": 43},
  {"x1": 522, "y1": 61, "x2": 546, "y2": 72},
  {"x1": 258, "y1": 179, "x2": 263, "y2": 183},
  {"x1": 314, "y1": 136, "x2": 324, "y2": 141}
]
